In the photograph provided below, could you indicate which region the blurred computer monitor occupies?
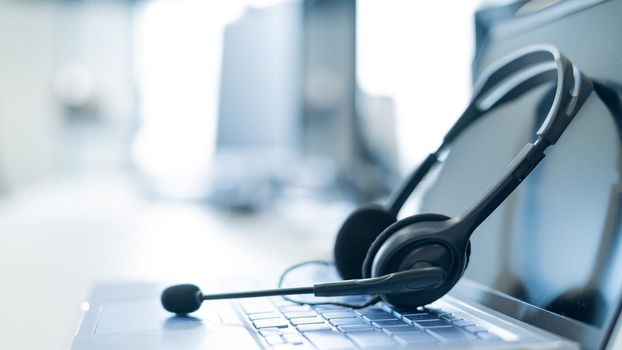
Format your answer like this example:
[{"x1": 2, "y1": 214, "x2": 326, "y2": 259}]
[
  {"x1": 217, "y1": 2, "x2": 303, "y2": 157},
  {"x1": 213, "y1": 0, "x2": 395, "y2": 210}
]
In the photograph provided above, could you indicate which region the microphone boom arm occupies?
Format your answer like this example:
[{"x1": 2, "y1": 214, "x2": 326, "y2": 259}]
[
  {"x1": 200, "y1": 267, "x2": 446, "y2": 300},
  {"x1": 201, "y1": 286, "x2": 314, "y2": 300}
]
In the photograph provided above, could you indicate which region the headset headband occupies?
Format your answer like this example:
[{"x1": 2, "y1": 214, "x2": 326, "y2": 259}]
[{"x1": 386, "y1": 45, "x2": 592, "y2": 218}]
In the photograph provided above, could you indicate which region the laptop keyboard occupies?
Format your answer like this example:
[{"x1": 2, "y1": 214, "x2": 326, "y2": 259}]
[{"x1": 239, "y1": 298, "x2": 505, "y2": 349}]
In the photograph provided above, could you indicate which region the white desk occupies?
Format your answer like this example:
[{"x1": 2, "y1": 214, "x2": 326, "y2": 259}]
[{"x1": 0, "y1": 173, "x2": 346, "y2": 350}]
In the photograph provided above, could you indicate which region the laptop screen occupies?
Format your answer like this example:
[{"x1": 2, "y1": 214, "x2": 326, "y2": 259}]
[
  {"x1": 417, "y1": 80, "x2": 622, "y2": 322},
  {"x1": 414, "y1": 1, "x2": 622, "y2": 347}
]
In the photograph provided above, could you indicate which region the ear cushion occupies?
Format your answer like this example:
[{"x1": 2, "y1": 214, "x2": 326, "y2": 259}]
[
  {"x1": 362, "y1": 213, "x2": 451, "y2": 278},
  {"x1": 334, "y1": 204, "x2": 396, "y2": 280}
]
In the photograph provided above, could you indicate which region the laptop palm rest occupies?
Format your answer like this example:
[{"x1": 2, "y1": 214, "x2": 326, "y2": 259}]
[{"x1": 76, "y1": 297, "x2": 260, "y2": 350}]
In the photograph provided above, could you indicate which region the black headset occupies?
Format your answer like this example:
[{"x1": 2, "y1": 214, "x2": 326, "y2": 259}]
[
  {"x1": 162, "y1": 45, "x2": 594, "y2": 314},
  {"x1": 332, "y1": 44, "x2": 592, "y2": 308}
]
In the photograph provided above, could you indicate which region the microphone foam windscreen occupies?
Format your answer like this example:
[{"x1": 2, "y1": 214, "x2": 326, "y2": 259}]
[{"x1": 161, "y1": 284, "x2": 202, "y2": 314}]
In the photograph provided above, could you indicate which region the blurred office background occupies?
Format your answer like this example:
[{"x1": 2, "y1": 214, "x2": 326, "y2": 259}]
[
  {"x1": 0, "y1": 0, "x2": 480, "y2": 205},
  {"x1": 0, "y1": 0, "x2": 483, "y2": 349}
]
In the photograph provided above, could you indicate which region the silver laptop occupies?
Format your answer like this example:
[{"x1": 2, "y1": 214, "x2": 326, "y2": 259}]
[
  {"x1": 70, "y1": 89, "x2": 622, "y2": 349},
  {"x1": 69, "y1": 269, "x2": 620, "y2": 350}
]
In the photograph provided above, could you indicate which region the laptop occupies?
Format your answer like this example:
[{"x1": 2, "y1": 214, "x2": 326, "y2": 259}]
[
  {"x1": 70, "y1": 280, "x2": 573, "y2": 350},
  {"x1": 70, "y1": 79, "x2": 622, "y2": 350},
  {"x1": 69, "y1": 251, "x2": 621, "y2": 350}
]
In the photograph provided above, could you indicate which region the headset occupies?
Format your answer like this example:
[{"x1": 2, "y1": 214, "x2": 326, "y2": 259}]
[{"x1": 162, "y1": 45, "x2": 594, "y2": 315}]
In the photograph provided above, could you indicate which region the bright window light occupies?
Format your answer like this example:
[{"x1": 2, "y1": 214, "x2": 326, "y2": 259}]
[
  {"x1": 132, "y1": 0, "x2": 260, "y2": 196},
  {"x1": 357, "y1": 0, "x2": 482, "y2": 172}
]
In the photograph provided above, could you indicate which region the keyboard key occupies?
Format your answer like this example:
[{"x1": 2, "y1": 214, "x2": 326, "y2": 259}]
[
  {"x1": 347, "y1": 331, "x2": 395, "y2": 348},
  {"x1": 254, "y1": 318, "x2": 289, "y2": 329},
  {"x1": 321, "y1": 311, "x2": 357, "y2": 319},
  {"x1": 290, "y1": 317, "x2": 325, "y2": 326},
  {"x1": 393, "y1": 331, "x2": 438, "y2": 345},
  {"x1": 337, "y1": 324, "x2": 375, "y2": 333},
  {"x1": 297, "y1": 323, "x2": 332, "y2": 332},
  {"x1": 403, "y1": 313, "x2": 439, "y2": 322},
  {"x1": 427, "y1": 327, "x2": 477, "y2": 342},
  {"x1": 464, "y1": 325, "x2": 487, "y2": 333},
  {"x1": 248, "y1": 312, "x2": 282, "y2": 320},
  {"x1": 330, "y1": 318, "x2": 366, "y2": 326},
  {"x1": 363, "y1": 316, "x2": 398, "y2": 322},
  {"x1": 356, "y1": 308, "x2": 390, "y2": 316},
  {"x1": 382, "y1": 325, "x2": 419, "y2": 334},
  {"x1": 264, "y1": 334, "x2": 285, "y2": 345},
  {"x1": 372, "y1": 319, "x2": 408, "y2": 327},
  {"x1": 415, "y1": 319, "x2": 452, "y2": 328},
  {"x1": 284, "y1": 311, "x2": 317, "y2": 319},
  {"x1": 305, "y1": 331, "x2": 355, "y2": 349},
  {"x1": 314, "y1": 305, "x2": 349, "y2": 312},
  {"x1": 453, "y1": 319, "x2": 475, "y2": 327}
]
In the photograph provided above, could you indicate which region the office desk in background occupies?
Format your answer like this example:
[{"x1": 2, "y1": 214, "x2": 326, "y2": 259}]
[{"x1": 0, "y1": 173, "x2": 345, "y2": 350}]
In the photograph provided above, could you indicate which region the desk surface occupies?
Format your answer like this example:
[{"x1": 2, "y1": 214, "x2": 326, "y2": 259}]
[{"x1": 0, "y1": 173, "x2": 346, "y2": 350}]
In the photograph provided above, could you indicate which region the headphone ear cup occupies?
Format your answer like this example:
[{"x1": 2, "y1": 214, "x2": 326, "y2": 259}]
[
  {"x1": 334, "y1": 205, "x2": 396, "y2": 280},
  {"x1": 362, "y1": 213, "x2": 451, "y2": 279}
]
